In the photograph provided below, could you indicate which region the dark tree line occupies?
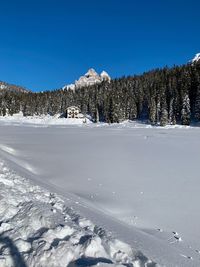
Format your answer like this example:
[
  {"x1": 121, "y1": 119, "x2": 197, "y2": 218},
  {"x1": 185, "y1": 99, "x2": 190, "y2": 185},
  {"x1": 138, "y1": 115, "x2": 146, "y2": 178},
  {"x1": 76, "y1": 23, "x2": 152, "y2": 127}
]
[{"x1": 0, "y1": 61, "x2": 200, "y2": 126}]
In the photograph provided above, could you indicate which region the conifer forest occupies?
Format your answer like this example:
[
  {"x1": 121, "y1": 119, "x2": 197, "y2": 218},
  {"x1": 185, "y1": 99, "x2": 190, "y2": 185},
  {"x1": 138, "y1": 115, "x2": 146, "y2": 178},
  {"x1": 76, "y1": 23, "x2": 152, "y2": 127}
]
[{"x1": 1, "y1": 61, "x2": 200, "y2": 126}]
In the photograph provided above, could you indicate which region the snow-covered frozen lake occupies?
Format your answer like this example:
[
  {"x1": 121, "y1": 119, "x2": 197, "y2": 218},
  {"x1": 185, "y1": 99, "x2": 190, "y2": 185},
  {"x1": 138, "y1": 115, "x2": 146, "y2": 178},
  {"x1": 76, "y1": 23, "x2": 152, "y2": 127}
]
[{"x1": 0, "y1": 118, "x2": 200, "y2": 266}]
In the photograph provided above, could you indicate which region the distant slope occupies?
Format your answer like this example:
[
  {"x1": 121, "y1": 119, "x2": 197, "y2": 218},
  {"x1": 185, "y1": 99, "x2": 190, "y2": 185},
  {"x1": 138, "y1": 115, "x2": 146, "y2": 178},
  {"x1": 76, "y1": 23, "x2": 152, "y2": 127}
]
[
  {"x1": 0, "y1": 81, "x2": 29, "y2": 93},
  {"x1": 191, "y1": 53, "x2": 200, "y2": 64}
]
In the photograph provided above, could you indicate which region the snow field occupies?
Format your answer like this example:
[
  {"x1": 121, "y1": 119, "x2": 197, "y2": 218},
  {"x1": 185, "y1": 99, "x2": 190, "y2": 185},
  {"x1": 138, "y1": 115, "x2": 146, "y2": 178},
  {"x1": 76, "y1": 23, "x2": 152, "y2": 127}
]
[
  {"x1": 1, "y1": 117, "x2": 200, "y2": 266},
  {"x1": 0, "y1": 161, "x2": 157, "y2": 267}
]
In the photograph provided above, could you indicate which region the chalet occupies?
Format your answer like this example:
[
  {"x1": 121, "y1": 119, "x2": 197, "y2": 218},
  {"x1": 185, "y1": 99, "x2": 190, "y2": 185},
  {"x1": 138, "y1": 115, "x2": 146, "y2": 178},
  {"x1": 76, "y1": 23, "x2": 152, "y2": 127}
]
[{"x1": 66, "y1": 106, "x2": 81, "y2": 119}]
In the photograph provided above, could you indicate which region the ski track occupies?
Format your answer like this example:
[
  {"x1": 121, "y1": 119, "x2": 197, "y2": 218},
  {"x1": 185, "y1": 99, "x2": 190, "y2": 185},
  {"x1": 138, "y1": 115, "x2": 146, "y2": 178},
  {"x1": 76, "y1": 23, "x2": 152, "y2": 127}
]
[{"x1": 0, "y1": 160, "x2": 157, "y2": 267}]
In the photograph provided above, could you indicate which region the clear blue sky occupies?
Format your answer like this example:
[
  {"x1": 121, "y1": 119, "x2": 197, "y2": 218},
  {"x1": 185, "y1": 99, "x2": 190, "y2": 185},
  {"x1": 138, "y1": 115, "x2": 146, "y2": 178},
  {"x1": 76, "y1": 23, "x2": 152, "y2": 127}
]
[{"x1": 0, "y1": 0, "x2": 200, "y2": 91}]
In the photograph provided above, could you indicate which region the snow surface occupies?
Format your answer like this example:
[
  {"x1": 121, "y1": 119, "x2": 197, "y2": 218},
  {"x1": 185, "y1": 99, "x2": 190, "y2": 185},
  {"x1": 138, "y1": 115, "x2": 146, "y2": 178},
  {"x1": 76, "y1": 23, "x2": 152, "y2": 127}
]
[
  {"x1": 62, "y1": 84, "x2": 75, "y2": 91},
  {"x1": 0, "y1": 117, "x2": 200, "y2": 266},
  {"x1": 100, "y1": 71, "x2": 111, "y2": 82},
  {"x1": 0, "y1": 160, "x2": 156, "y2": 267},
  {"x1": 190, "y1": 53, "x2": 200, "y2": 64},
  {"x1": 0, "y1": 113, "x2": 91, "y2": 126}
]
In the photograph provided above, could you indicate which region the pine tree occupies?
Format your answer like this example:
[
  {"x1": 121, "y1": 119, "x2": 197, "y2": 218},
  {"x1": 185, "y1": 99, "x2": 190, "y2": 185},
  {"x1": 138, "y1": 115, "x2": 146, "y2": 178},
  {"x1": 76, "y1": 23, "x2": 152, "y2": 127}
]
[
  {"x1": 160, "y1": 94, "x2": 168, "y2": 126},
  {"x1": 149, "y1": 98, "x2": 156, "y2": 124},
  {"x1": 194, "y1": 86, "x2": 200, "y2": 121},
  {"x1": 181, "y1": 94, "x2": 191, "y2": 125}
]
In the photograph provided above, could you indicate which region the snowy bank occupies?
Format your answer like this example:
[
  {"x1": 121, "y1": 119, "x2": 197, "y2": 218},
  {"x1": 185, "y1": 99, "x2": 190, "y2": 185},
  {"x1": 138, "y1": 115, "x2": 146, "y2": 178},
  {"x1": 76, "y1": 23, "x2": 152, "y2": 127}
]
[
  {"x1": 0, "y1": 113, "x2": 91, "y2": 126},
  {"x1": 0, "y1": 114, "x2": 198, "y2": 129}
]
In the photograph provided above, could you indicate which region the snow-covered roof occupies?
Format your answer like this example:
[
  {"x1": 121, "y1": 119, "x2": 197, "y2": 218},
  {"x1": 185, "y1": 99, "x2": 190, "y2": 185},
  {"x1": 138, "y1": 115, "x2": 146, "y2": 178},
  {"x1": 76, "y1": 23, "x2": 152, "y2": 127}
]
[{"x1": 67, "y1": 106, "x2": 80, "y2": 111}]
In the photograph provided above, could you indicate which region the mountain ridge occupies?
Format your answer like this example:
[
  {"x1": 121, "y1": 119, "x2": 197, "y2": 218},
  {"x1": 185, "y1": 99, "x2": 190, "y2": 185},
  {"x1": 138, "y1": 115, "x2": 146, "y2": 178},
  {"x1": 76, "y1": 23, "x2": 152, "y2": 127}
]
[
  {"x1": 0, "y1": 81, "x2": 29, "y2": 93},
  {"x1": 190, "y1": 53, "x2": 200, "y2": 64}
]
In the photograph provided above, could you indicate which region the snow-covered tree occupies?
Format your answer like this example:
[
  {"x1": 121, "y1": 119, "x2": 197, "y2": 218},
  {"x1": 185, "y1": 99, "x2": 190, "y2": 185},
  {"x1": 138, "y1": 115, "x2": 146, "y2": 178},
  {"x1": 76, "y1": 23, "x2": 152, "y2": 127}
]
[{"x1": 181, "y1": 94, "x2": 191, "y2": 125}]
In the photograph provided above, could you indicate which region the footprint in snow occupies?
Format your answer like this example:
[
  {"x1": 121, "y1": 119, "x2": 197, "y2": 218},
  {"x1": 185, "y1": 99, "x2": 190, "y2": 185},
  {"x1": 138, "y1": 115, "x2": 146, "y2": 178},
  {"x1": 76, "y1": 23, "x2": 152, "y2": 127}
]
[
  {"x1": 174, "y1": 236, "x2": 182, "y2": 241},
  {"x1": 172, "y1": 231, "x2": 179, "y2": 235},
  {"x1": 180, "y1": 254, "x2": 193, "y2": 260},
  {"x1": 169, "y1": 231, "x2": 182, "y2": 244}
]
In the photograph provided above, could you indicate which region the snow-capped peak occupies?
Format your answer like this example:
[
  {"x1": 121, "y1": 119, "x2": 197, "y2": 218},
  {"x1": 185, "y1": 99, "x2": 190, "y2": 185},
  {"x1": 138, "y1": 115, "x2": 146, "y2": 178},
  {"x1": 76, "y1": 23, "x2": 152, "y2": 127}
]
[
  {"x1": 191, "y1": 53, "x2": 200, "y2": 64},
  {"x1": 62, "y1": 84, "x2": 75, "y2": 91},
  {"x1": 100, "y1": 71, "x2": 111, "y2": 82},
  {"x1": 63, "y1": 68, "x2": 111, "y2": 91},
  {"x1": 84, "y1": 68, "x2": 99, "y2": 78}
]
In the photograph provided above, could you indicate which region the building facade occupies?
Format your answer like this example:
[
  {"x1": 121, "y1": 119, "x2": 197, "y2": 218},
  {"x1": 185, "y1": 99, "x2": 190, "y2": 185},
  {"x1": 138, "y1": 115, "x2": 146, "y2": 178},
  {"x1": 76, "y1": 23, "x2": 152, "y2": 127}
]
[{"x1": 66, "y1": 106, "x2": 81, "y2": 118}]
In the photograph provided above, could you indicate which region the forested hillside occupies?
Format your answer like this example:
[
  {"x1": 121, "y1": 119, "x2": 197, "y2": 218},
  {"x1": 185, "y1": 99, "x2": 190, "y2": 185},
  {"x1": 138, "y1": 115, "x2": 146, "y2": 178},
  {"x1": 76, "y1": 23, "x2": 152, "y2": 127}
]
[
  {"x1": 1, "y1": 61, "x2": 200, "y2": 126},
  {"x1": 0, "y1": 81, "x2": 28, "y2": 93}
]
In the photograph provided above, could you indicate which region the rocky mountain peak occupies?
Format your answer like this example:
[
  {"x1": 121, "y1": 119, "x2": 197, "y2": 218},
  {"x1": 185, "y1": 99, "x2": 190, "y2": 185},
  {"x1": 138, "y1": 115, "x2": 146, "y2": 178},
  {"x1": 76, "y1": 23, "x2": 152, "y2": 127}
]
[
  {"x1": 84, "y1": 68, "x2": 99, "y2": 78},
  {"x1": 63, "y1": 68, "x2": 111, "y2": 91},
  {"x1": 100, "y1": 71, "x2": 111, "y2": 82}
]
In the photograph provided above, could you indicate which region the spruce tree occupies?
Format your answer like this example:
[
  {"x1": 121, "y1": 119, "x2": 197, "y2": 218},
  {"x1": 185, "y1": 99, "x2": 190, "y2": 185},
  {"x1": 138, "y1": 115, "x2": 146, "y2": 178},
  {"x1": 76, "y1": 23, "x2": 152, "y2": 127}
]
[{"x1": 181, "y1": 94, "x2": 191, "y2": 125}]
